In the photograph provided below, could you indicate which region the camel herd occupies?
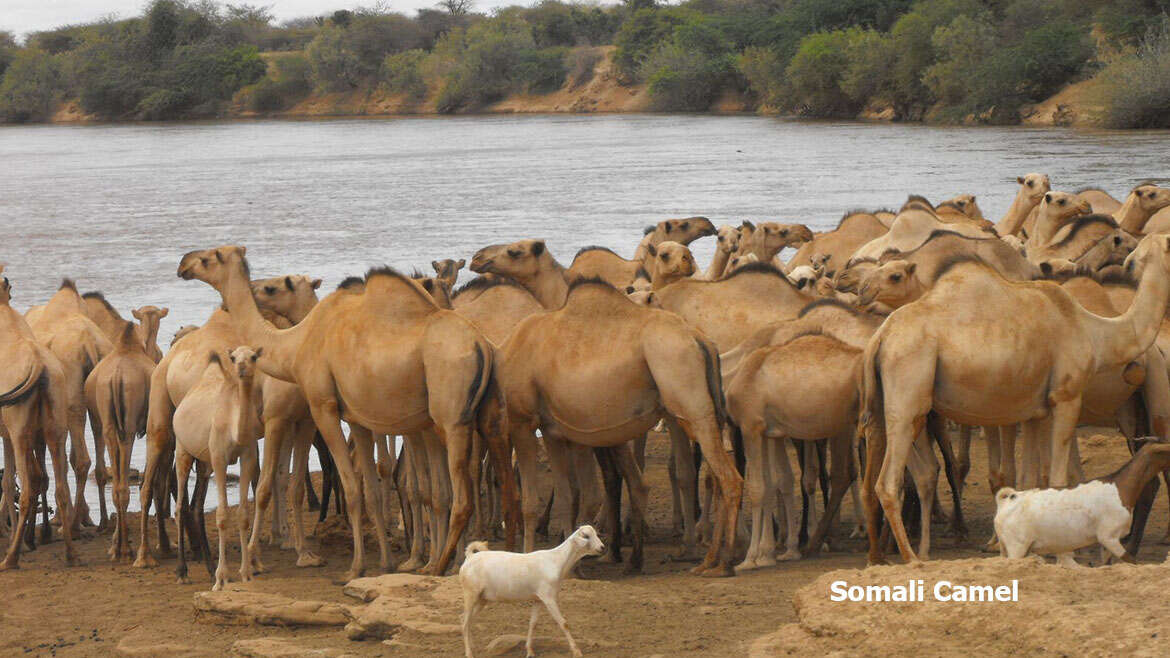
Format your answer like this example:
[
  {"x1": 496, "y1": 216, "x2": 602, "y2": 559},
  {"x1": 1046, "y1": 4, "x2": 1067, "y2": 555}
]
[{"x1": 5, "y1": 175, "x2": 1170, "y2": 588}]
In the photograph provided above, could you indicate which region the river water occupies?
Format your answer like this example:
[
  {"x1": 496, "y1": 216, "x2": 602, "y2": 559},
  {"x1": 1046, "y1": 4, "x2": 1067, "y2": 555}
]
[{"x1": 3, "y1": 114, "x2": 1169, "y2": 512}]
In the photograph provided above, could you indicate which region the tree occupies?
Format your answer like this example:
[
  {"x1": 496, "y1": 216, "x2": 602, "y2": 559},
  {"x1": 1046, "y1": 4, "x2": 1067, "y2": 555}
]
[{"x1": 437, "y1": 0, "x2": 474, "y2": 16}]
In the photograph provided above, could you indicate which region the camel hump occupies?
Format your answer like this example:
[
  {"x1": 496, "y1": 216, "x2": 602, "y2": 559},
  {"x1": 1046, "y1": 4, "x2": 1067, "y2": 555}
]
[{"x1": 116, "y1": 321, "x2": 139, "y2": 351}]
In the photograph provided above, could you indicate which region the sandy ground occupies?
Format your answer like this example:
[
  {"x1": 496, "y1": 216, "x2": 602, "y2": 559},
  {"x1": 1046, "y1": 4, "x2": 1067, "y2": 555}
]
[{"x1": 3, "y1": 426, "x2": 1169, "y2": 657}]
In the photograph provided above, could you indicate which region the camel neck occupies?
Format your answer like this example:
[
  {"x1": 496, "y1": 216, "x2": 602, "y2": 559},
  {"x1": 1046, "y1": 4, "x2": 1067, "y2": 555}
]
[
  {"x1": 235, "y1": 374, "x2": 257, "y2": 442},
  {"x1": 705, "y1": 248, "x2": 731, "y2": 280},
  {"x1": 996, "y1": 193, "x2": 1034, "y2": 237},
  {"x1": 1115, "y1": 194, "x2": 1150, "y2": 234},
  {"x1": 1100, "y1": 446, "x2": 1170, "y2": 508},
  {"x1": 528, "y1": 260, "x2": 570, "y2": 309},
  {"x1": 139, "y1": 317, "x2": 160, "y2": 353},
  {"x1": 1087, "y1": 262, "x2": 1170, "y2": 368},
  {"x1": 219, "y1": 267, "x2": 300, "y2": 382},
  {"x1": 1030, "y1": 207, "x2": 1071, "y2": 248}
]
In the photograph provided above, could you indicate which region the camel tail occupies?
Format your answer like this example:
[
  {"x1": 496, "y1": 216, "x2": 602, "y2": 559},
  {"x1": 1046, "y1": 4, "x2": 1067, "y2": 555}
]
[
  {"x1": 858, "y1": 336, "x2": 885, "y2": 449},
  {"x1": 465, "y1": 541, "x2": 490, "y2": 558},
  {"x1": 0, "y1": 361, "x2": 47, "y2": 408},
  {"x1": 459, "y1": 342, "x2": 489, "y2": 426},
  {"x1": 697, "y1": 338, "x2": 727, "y2": 430}
]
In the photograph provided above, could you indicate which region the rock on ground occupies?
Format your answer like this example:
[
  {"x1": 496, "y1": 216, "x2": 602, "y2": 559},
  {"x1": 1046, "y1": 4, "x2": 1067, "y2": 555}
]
[
  {"x1": 231, "y1": 637, "x2": 357, "y2": 657},
  {"x1": 193, "y1": 590, "x2": 351, "y2": 627},
  {"x1": 750, "y1": 558, "x2": 1170, "y2": 656},
  {"x1": 342, "y1": 574, "x2": 462, "y2": 641}
]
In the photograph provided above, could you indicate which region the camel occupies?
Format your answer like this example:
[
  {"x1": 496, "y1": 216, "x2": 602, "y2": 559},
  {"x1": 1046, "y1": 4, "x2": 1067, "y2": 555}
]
[
  {"x1": 1028, "y1": 215, "x2": 1138, "y2": 274},
  {"x1": 483, "y1": 277, "x2": 742, "y2": 576},
  {"x1": 851, "y1": 198, "x2": 995, "y2": 263},
  {"x1": 733, "y1": 222, "x2": 813, "y2": 268},
  {"x1": 81, "y1": 292, "x2": 169, "y2": 363},
  {"x1": 859, "y1": 236, "x2": 1170, "y2": 565},
  {"x1": 432, "y1": 259, "x2": 466, "y2": 289},
  {"x1": 786, "y1": 211, "x2": 888, "y2": 275},
  {"x1": 179, "y1": 246, "x2": 500, "y2": 578},
  {"x1": 996, "y1": 173, "x2": 1050, "y2": 237},
  {"x1": 572, "y1": 218, "x2": 715, "y2": 290},
  {"x1": 25, "y1": 280, "x2": 113, "y2": 531},
  {"x1": 1024, "y1": 192, "x2": 1093, "y2": 256},
  {"x1": 173, "y1": 346, "x2": 263, "y2": 590},
  {"x1": 1143, "y1": 207, "x2": 1170, "y2": 235},
  {"x1": 84, "y1": 321, "x2": 154, "y2": 562},
  {"x1": 1113, "y1": 183, "x2": 1170, "y2": 234},
  {"x1": 703, "y1": 225, "x2": 742, "y2": 280},
  {"x1": 0, "y1": 266, "x2": 78, "y2": 570},
  {"x1": 645, "y1": 242, "x2": 697, "y2": 289},
  {"x1": 938, "y1": 194, "x2": 986, "y2": 223},
  {"x1": 1076, "y1": 187, "x2": 1123, "y2": 215},
  {"x1": 632, "y1": 216, "x2": 717, "y2": 260}
]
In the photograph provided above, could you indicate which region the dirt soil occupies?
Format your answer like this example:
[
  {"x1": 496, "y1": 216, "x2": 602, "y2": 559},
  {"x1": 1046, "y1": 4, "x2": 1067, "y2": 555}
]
[{"x1": 4, "y1": 426, "x2": 1169, "y2": 657}]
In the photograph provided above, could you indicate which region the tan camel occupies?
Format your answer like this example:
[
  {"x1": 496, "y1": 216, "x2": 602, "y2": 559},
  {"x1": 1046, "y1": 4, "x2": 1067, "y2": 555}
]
[
  {"x1": 0, "y1": 266, "x2": 79, "y2": 569},
  {"x1": 484, "y1": 278, "x2": 742, "y2": 576},
  {"x1": 1024, "y1": 191, "x2": 1093, "y2": 255},
  {"x1": 1113, "y1": 183, "x2": 1170, "y2": 234},
  {"x1": 851, "y1": 198, "x2": 995, "y2": 263},
  {"x1": 703, "y1": 225, "x2": 742, "y2": 280},
  {"x1": 173, "y1": 346, "x2": 263, "y2": 589},
  {"x1": 939, "y1": 194, "x2": 986, "y2": 222},
  {"x1": 180, "y1": 246, "x2": 499, "y2": 578},
  {"x1": 645, "y1": 241, "x2": 697, "y2": 289},
  {"x1": 1028, "y1": 215, "x2": 1138, "y2": 274},
  {"x1": 786, "y1": 211, "x2": 888, "y2": 279},
  {"x1": 1076, "y1": 187, "x2": 1123, "y2": 215},
  {"x1": 859, "y1": 237, "x2": 1170, "y2": 565},
  {"x1": 571, "y1": 218, "x2": 715, "y2": 289},
  {"x1": 84, "y1": 321, "x2": 154, "y2": 562},
  {"x1": 733, "y1": 222, "x2": 814, "y2": 267},
  {"x1": 81, "y1": 292, "x2": 169, "y2": 363},
  {"x1": 25, "y1": 280, "x2": 113, "y2": 531},
  {"x1": 432, "y1": 259, "x2": 466, "y2": 289},
  {"x1": 996, "y1": 173, "x2": 1050, "y2": 237},
  {"x1": 632, "y1": 217, "x2": 717, "y2": 260}
]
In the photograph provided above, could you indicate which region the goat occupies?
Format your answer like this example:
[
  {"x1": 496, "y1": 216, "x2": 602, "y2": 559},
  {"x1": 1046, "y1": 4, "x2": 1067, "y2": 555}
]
[{"x1": 460, "y1": 525, "x2": 604, "y2": 658}]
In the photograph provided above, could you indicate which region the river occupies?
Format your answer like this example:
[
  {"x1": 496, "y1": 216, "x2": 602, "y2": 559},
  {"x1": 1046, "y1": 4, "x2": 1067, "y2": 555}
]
[{"x1": 2, "y1": 114, "x2": 1169, "y2": 512}]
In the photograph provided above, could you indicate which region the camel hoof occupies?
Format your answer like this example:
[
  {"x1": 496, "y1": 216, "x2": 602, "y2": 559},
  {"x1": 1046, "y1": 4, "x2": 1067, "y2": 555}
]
[
  {"x1": 333, "y1": 569, "x2": 362, "y2": 585},
  {"x1": 396, "y1": 558, "x2": 423, "y2": 573},
  {"x1": 733, "y1": 559, "x2": 758, "y2": 573},
  {"x1": 0, "y1": 560, "x2": 18, "y2": 571},
  {"x1": 296, "y1": 553, "x2": 325, "y2": 568},
  {"x1": 133, "y1": 553, "x2": 158, "y2": 568},
  {"x1": 698, "y1": 564, "x2": 735, "y2": 578},
  {"x1": 867, "y1": 556, "x2": 889, "y2": 567}
]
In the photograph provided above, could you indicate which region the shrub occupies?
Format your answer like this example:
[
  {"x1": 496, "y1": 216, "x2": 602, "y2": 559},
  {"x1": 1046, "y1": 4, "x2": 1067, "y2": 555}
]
[
  {"x1": 242, "y1": 53, "x2": 313, "y2": 111},
  {"x1": 512, "y1": 47, "x2": 568, "y2": 93},
  {"x1": 427, "y1": 15, "x2": 543, "y2": 112},
  {"x1": 784, "y1": 30, "x2": 854, "y2": 115},
  {"x1": 307, "y1": 25, "x2": 364, "y2": 91},
  {"x1": 136, "y1": 87, "x2": 191, "y2": 119},
  {"x1": 382, "y1": 49, "x2": 428, "y2": 97},
  {"x1": 613, "y1": 8, "x2": 689, "y2": 79},
  {"x1": 736, "y1": 46, "x2": 785, "y2": 107},
  {"x1": 566, "y1": 47, "x2": 603, "y2": 88},
  {"x1": 643, "y1": 42, "x2": 729, "y2": 110},
  {"x1": 0, "y1": 50, "x2": 64, "y2": 122},
  {"x1": 1095, "y1": 20, "x2": 1170, "y2": 128}
]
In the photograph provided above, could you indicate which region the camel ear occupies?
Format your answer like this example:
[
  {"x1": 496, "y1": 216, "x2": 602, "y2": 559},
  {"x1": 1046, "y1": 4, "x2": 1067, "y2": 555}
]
[
  {"x1": 646, "y1": 243, "x2": 657, "y2": 257},
  {"x1": 969, "y1": 195, "x2": 976, "y2": 203},
  {"x1": 1044, "y1": 192, "x2": 1052, "y2": 203},
  {"x1": 431, "y1": 260, "x2": 440, "y2": 270},
  {"x1": 1017, "y1": 176, "x2": 1025, "y2": 185},
  {"x1": 159, "y1": 307, "x2": 169, "y2": 318},
  {"x1": 285, "y1": 276, "x2": 295, "y2": 291},
  {"x1": 264, "y1": 285, "x2": 277, "y2": 295},
  {"x1": 664, "y1": 223, "x2": 672, "y2": 234},
  {"x1": 132, "y1": 308, "x2": 144, "y2": 321},
  {"x1": 456, "y1": 259, "x2": 465, "y2": 268},
  {"x1": 905, "y1": 263, "x2": 917, "y2": 275},
  {"x1": 1039, "y1": 261, "x2": 1054, "y2": 276},
  {"x1": 531, "y1": 241, "x2": 545, "y2": 257},
  {"x1": 254, "y1": 347, "x2": 263, "y2": 359},
  {"x1": 1163, "y1": 235, "x2": 1170, "y2": 251},
  {"x1": 312, "y1": 279, "x2": 322, "y2": 289},
  {"x1": 741, "y1": 220, "x2": 755, "y2": 231}
]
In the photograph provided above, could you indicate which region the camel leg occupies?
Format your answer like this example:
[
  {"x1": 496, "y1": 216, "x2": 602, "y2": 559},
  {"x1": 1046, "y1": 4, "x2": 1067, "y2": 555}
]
[
  {"x1": 239, "y1": 446, "x2": 259, "y2": 582},
  {"x1": 1048, "y1": 399, "x2": 1083, "y2": 489},
  {"x1": 612, "y1": 443, "x2": 648, "y2": 574},
  {"x1": 193, "y1": 467, "x2": 214, "y2": 572},
  {"x1": 806, "y1": 431, "x2": 855, "y2": 556},
  {"x1": 734, "y1": 423, "x2": 767, "y2": 572},
  {"x1": 421, "y1": 422, "x2": 473, "y2": 576},
  {"x1": 421, "y1": 430, "x2": 450, "y2": 572},
  {"x1": 466, "y1": 431, "x2": 484, "y2": 538},
  {"x1": 677, "y1": 416, "x2": 741, "y2": 577},
  {"x1": 799, "y1": 440, "x2": 820, "y2": 547},
  {"x1": 116, "y1": 433, "x2": 135, "y2": 561},
  {"x1": 89, "y1": 408, "x2": 110, "y2": 532},
  {"x1": 155, "y1": 456, "x2": 175, "y2": 556},
  {"x1": 571, "y1": 444, "x2": 603, "y2": 528},
  {"x1": 248, "y1": 417, "x2": 290, "y2": 572},
  {"x1": 873, "y1": 405, "x2": 928, "y2": 565},
  {"x1": 135, "y1": 381, "x2": 173, "y2": 568},
  {"x1": 272, "y1": 432, "x2": 294, "y2": 548},
  {"x1": 512, "y1": 427, "x2": 542, "y2": 553},
  {"x1": 288, "y1": 423, "x2": 324, "y2": 567},
  {"x1": 0, "y1": 434, "x2": 15, "y2": 538},
  {"x1": 398, "y1": 437, "x2": 427, "y2": 572},
  {"x1": 307, "y1": 400, "x2": 368, "y2": 583},
  {"x1": 594, "y1": 447, "x2": 623, "y2": 563},
  {"x1": 378, "y1": 435, "x2": 399, "y2": 537},
  {"x1": 665, "y1": 417, "x2": 698, "y2": 557},
  {"x1": 906, "y1": 430, "x2": 940, "y2": 560},
  {"x1": 174, "y1": 448, "x2": 194, "y2": 584},
  {"x1": 956, "y1": 425, "x2": 972, "y2": 496},
  {"x1": 667, "y1": 441, "x2": 683, "y2": 537},
  {"x1": 66, "y1": 403, "x2": 93, "y2": 532},
  {"x1": 211, "y1": 450, "x2": 230, "y2": 591},
  {"x1": 351, "y1": 425, "x2": 393, "y2": 573},
  {"x1": 0, "y1": 412, "x2": 34, "y2": 570},
  {"x1": 773, "y1": 439, "x2": 799, "y2": 562},
  {"x1": 103, "y1": 429, "x2": 120, "y2": 559},
  {"x1": 542, "y1": 434, "x2": 576, "y2": 541}
]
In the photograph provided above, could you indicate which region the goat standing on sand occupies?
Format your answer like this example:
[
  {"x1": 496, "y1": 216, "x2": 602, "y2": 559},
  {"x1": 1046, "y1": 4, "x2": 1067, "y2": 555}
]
[
  {"x1": 995, "y1": 438, "x2": 1170, "y2": 567},
  {"x1": 460, "y1": 525, "x2": 605, "y2": 658}
]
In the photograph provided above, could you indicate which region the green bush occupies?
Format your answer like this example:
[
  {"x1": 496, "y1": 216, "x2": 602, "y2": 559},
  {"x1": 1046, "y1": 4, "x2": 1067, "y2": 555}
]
[
  {"x1": 382, "y1": 49, "x2": 428, "y2": 98},
  {"x1": 613, "y1": 8, "x2": 690, "y2": 79},
  {"x1": 736, "y1": 46, "x2": 785, "y2": 107},
  {"x1": 307, "y1": 25, "x2": 365, "y2": 91},
  {"x1": 643, "y1": 42, "x2": 729, "y2": 110},
  {"x1": 242, "y1": 53, "x2": 313, "y2": 111},
  {"x1": 136, "y1": 88, "x2": 191, "y2": 119},
  {"x1": 784, "y1": 30, "x2": 854, "y2": 115},
  {"x1": 513, "y1": 47, "x2": 568, "y2": 93},
  {"x1": 0, "y1": 50, "x2": 64, "y2": 122},
  {"x1": 566, "y1": 47, "x2": 603, "y2": 89},
  {"x1": 428, "y1": 15, "x2": 547, "y2": 112},
  {"x1": 1095, "y1": 20, "x2": 1170, "y2": 128}
]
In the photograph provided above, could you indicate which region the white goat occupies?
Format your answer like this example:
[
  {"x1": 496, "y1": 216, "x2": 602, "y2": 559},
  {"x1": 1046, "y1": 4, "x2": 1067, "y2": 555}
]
[
  {"x1": 993, "y1": 482, "x2": 1131, "y2": 568},
  {"x1": 460, "y1": 525, "x2": 605, "y2": 658}
]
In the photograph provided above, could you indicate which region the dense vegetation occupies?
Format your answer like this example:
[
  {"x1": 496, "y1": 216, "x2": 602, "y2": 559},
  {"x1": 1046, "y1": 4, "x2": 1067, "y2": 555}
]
[{"x1": 1, "y1": 0, "x2": 1168, "y2": 125}]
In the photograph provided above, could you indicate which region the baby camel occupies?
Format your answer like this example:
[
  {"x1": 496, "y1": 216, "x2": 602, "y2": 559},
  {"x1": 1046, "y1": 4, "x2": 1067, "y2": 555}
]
[
  {"x1": 173, "y1": 346, "x2": 263, "y2": 590},
  {"x1": 460, "y1": 525, "x2": 605, "y2": 658}
]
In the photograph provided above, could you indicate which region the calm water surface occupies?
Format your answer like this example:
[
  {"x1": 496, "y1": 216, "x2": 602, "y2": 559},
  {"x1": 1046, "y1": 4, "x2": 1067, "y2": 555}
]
[{"x1": 3, "y1": 114, "x2": 1170, "y2": 510}]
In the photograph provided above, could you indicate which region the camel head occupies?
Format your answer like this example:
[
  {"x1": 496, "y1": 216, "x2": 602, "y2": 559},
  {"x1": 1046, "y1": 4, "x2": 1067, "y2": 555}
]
[
  {"x1": 251, "y1": 275, "x2": 321, "y2": 325},
  {"x1": 471, "y1": 239, "x2": 553, "y2": 284},
  {"x1": 1076, "y1": 228, "x2": 1138, "y2": 273},
  {"x1": 715, "y1": 225, "x2": 742, "y2": 254},
  {"x1": 228, "y1": 345, "x2": 263, "y2": 380},
  {"x1": 178, "y1": 245, "x2": 248, "y2": 291},
  {"x1": 646, "y1": 241, "x2": 696, "y2": 285},
  {"x1": 857, "y1": 260, "x2": 921, "y2": 309},
  {"x1": 724, "y1": 253, "x2": 759, "y2": 276},
  {"x1": 1129, "y1": 183, "x2": 1170, "y2": 214},
  {"x1": 787, "y1": 265, "x2": 819, "y2": 291},
  {"x1": 944, "y1": 194, "x2": 985, "y2": 221},
  {"x1": 432, "y1": 259, "x2": 466, "y2": 285},
  {"x1": 1016, "y1": 173, "x2": 1051, "y2": 205},
  {"x1": 654, "y1": 216, "x2": 716, "y2": 246},
  {"x1": 132, "y1": 305, "x2": 169, "y2": 326},
  {"x1": 630, "y1": 267, "x2": 652, "y2": 292},
  {"x1": 0, "y1": 264, "x2": 8, "y2": 305},
  {"x1": 832, "y1": 261, "x2": 875, "y2": 294},
  {"x1": 171, "y1": 325, "x2": 198, "y2": 346},
  {"x1": 625, "y1": 286, "x2": 659, "y2": 307},
  {"x1": 1040, "y1": 191, "x2": 1092, "y2": 224},
  {"x1": 753, "y1": 222, "x2": 814, "y2": 252},
  {"x1": 413, "y1": 274, "x2": 453, "y2": 309},
  {"x1": 1124, "y1": 233, "x2": 1170, "y2": 279}
]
